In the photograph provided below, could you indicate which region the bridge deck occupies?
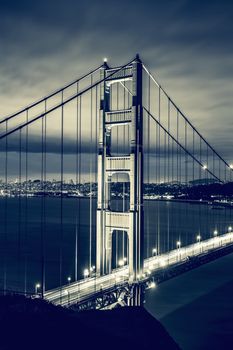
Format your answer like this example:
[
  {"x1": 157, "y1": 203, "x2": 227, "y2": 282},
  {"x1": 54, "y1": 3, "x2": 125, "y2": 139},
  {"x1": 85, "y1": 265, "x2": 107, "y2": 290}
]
[{"x1": 44, "y1": 232, "x2": 233, "y2": 307}]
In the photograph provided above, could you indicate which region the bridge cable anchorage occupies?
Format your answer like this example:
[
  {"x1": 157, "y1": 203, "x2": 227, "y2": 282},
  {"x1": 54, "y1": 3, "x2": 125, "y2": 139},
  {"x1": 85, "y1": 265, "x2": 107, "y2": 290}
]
[
  {"x1": 142, "y1": 64, "x2": 232, "y2": 171},
  {"x1": 0, "y1": 58, "x2": 135, "y2": 140},
  {"x1": 143, "y1": 107, "x2": 223, "y2": 183}
]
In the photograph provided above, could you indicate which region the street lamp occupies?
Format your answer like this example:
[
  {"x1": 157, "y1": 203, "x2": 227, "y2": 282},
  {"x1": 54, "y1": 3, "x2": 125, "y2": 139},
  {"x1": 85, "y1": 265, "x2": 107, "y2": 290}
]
[
  {"x1": 35, "y1": 283, "x2": 40, "y2": 295},
  {"x1": 118, "y1": 259, "x2": 124, "y2": 267},
  {"x1": 152, "y1": 248, "x2": 157, "y2": 256},
  {"x1": 213, "y1": 230, "x2": 218, "y2": 236},
  {"x1": 196, "y1": 235, "x2": 201, "y2": 253},
  {"x1": 176, "y1": 241, "x2": 181, "y2": 260},
  {"x1": 150, "y1": 281, "x2": 156, "y2": 289},
  {"x1": 67, "y1": 276, "x2": 71, "y2": 286},
  {"x1": 228, "y1": 226, "x2": 232, "y2": 232},
  {"x1": 83, "y1": 269, "x2": 89, "y2": 279},
  {"x1": 90, "y1": 265, "x2": 96, "y2": 277}
]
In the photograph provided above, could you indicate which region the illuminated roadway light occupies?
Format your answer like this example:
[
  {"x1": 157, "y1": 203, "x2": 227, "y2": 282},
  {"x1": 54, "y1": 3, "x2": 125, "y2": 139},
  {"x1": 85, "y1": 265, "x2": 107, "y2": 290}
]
[
  {"x1": 213, "y1": 230, "x2": 218, "y2": 236},
  {"x1": 83, "y1": 269, "x2": 89, "y2": 278},
  {"x1": 103, "y1": 57, "x2": 108, "y2": 63},
  {"x1": 202, "y1": 165, "x2": 207, "y2": 170},
  {"x1": 35, "y1": 283, "x2": 41, "y2": 294},
  {"x1": 118, "y1": 260, "x2": 124, "y2": 267},
  {"x1": 196, "y1": 235, "x2": 201, "y2": 242},
  {"x1": 176, "y1": 241, "x2": 181, "y2": 248},
  {"x1": 230, "y1": 164, "x2": 233, "y2": 169},
  {"x1": 228, "y1": 226, "x2": 232, "y2": 232},
  {"x1": 152, "y1": 248, "x2": 157, "y2": 255},
  {"x1": 150, "y1": 281, "x2": 156, "y2": 288},
  {"x1": 67, "y1": 276, "x2": 71, "y2": 282}
]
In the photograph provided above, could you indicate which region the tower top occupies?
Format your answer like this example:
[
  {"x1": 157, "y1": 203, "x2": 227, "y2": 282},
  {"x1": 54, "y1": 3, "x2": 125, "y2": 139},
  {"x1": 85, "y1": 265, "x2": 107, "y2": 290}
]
[{"x1": 135, "y1": 54, "x2": 142, "y2": 63}]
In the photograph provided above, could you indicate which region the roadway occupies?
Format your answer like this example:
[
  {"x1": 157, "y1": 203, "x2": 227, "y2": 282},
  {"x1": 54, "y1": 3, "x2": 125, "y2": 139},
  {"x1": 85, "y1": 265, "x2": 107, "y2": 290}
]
[{"x1": 44, "y1": 232, "x2": 233, "y2": 307}]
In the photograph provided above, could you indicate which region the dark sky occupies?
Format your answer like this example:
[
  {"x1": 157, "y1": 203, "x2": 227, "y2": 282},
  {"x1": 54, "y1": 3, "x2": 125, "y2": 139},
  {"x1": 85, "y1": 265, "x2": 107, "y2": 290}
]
[{"x1": 0, "y1": 0, "x2": 233, "y2": 162}]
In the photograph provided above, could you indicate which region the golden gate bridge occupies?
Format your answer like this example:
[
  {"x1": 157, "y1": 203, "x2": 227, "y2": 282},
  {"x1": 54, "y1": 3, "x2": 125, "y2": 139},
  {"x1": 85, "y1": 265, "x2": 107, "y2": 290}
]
[{"x1": 0, "y1": 54, "x2": 233, "y2": 309}]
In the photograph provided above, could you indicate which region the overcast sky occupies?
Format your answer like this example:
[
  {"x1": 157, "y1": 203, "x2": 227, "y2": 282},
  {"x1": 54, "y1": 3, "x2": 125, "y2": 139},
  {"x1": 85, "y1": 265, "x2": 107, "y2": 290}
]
[{"x1": 0, "y1": 0, "x2": 233, "y2": 164}]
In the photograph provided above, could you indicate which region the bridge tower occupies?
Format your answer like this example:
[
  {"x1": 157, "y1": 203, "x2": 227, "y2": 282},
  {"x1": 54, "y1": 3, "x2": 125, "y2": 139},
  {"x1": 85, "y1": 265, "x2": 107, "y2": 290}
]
[{"x1": 96, "y1": 55, "x2": 144, "y2": 286}]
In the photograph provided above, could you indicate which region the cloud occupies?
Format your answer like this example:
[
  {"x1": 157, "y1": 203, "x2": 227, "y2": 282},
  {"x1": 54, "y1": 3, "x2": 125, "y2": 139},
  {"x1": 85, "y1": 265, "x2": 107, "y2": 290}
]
[{"x1": 0, "y1": 0, "x2": 233, "y2": 176}]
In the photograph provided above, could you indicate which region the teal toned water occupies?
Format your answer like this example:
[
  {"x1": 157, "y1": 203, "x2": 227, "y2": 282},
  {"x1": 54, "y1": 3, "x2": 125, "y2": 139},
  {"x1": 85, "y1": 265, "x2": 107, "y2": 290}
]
[{"x1": 0, "y1": 197, "x2": 232, "y2": 293}]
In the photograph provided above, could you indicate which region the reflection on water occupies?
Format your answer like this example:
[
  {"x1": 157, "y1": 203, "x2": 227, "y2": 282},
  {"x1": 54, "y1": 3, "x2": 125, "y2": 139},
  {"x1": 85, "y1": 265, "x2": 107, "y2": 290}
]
[{"x1": 0, "y1": 197, "x2": 232, "y2": 293}]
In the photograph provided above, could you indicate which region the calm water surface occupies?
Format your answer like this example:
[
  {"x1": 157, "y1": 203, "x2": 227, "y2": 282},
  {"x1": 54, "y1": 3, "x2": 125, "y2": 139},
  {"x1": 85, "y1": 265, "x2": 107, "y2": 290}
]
[{"x1": 0, "y1": 197, "x2": 232, "y2": 293}]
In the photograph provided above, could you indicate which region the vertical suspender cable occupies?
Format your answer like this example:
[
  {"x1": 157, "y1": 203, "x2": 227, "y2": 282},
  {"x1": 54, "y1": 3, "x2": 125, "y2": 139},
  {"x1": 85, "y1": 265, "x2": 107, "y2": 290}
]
[
  {"x1": 167, "y1": 99, "x2": 170, "y2": 184},
  {"x1": 40, "y1": 101, "x2": 46, "y2": 297},
  {"x1": 123, "y1": 75, "x2": 126, "y2": 261},
  {"x1": 116, "y1": 83, "x2": 119, "y2": 267},
  {"x1": 89, "y1": 75, "x2": 93, "y2": 272},
  {"x1": 157, "y1": 87, "x2": 161, "y2": 254},
  {"x1": 75, "y1": 82, "x2": 79, "y2": 282},
  {"x1": 18, "y1": 128, "x2": 22, "y2": 290},
  {"x1": 44, "y1": 100, "x2": 47, "y2": 292},
  {"x1": 24, "y1": 109, "x2": 28, "y2": 294},
  {"x1": 176, "y1": 110, "x2": 181, "y2": 249},
  {"x1": 95, "y1": 84, "x2": 98, "y2": 283},
  {"x1": 192, "y1": 129, "x2": 195, "y2": 182},
  {"x1": 59, "y1": 91, "x2": 64, "y2": 302},
  {"x1": 177, "y1": 110, "x2": 179, "y2": 185},
  {"x1": 79, "y1": 96, "x2": 82, "y2": 276},
  {"x1": 167, "y1": 99, "x2": 170, "y2": 252},
  {"x1": 185, "y1": 120, "x2": 188, "y2": 246},
  {"x1": 4, "y1": 121, "x2": 8, "y2": 293},
  {"x1": 199, "y1": 138, "x2": 202, "y2": 180},
  {"x1": 147, "y1": 74, "x2": 150, "y2": 257}
]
